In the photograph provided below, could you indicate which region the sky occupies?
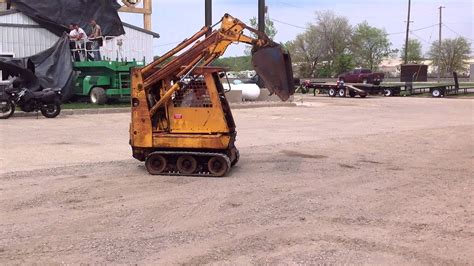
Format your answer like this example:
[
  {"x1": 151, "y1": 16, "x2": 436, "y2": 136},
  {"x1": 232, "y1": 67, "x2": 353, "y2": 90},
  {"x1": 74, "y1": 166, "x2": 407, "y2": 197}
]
[{"x1": 119, "y1": 0, "x2": 473, "y2": 58}]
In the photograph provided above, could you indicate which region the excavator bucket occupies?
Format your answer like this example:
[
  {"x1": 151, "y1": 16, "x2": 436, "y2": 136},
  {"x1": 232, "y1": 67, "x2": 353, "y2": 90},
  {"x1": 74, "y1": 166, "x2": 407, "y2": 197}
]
[{"x1": 251, "y1": 43, "x2": 295, "y2": 101}]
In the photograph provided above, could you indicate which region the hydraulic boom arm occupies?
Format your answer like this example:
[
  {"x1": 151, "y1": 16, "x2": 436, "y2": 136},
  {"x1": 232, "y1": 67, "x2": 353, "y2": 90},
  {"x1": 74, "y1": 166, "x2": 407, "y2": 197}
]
[{"x1": 132, "y1": 13, "x2": 294, "y2": 116}]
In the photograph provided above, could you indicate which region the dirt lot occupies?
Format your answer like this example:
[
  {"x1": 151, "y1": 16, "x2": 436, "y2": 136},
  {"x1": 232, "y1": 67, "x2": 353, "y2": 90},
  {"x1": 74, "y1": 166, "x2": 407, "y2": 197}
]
[{"x1": 0, "y1": 96, "x2": 473, "y2": 264}]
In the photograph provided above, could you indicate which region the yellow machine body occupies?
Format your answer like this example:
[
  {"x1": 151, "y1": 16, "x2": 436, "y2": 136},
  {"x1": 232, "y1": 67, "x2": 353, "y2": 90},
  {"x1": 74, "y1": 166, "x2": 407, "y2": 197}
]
[{"x1": 130, "y1": 14, "x2": 294, "y2": 176}]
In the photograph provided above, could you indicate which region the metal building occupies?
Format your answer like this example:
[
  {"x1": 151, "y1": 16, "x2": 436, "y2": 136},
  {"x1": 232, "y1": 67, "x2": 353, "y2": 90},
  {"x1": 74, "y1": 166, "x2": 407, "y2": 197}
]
[{"x1": 0, "y1": 9, "x2": 159, "y2": 63}]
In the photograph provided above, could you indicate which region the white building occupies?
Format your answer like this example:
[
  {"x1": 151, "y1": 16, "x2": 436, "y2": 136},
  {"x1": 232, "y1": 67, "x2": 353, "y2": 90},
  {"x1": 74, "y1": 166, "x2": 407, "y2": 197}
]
[{"x1": 0, "y1": 9, "x2": 159, "y2": 63}]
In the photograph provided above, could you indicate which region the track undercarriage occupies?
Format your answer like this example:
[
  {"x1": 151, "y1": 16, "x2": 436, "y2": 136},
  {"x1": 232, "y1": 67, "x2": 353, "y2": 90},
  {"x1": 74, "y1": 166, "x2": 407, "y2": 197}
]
[{"x1": 134, "y1": 147, "x2": 239, "y2": 177}]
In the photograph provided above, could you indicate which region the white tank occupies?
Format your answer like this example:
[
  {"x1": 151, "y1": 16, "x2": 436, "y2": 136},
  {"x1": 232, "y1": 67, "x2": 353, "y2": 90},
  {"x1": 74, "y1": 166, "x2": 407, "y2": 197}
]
[{"x1": 228, "y1": 83, "x2": 261, "y2": 101}]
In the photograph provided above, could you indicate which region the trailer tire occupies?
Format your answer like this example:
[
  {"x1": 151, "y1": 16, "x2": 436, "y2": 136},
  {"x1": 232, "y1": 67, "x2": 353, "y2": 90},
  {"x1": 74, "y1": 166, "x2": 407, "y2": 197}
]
[
  {"x1": 328, "y1": 88, "x2": 337, "y2": 97},
  {"x1": 301, "y1": 86, "x2": 308, "y2": 94},
  {"x1": 374, "y1": 81, "x2": 381, "y2": 85},
  {"x1": 90, "y1": 87, "x2": 107, "y2": 105},
  {"x1": 431, "y1": 89, "x2": 442, "y2": 97},
  {"x1": 384, "y1": 88, "x2": 393, "y2": 97},
  {"x1": 349, "y1": 90, "x2": 356, "y2": 97},
  {"x1": 360, "y1": 94, "x2": 367, "y2": 98},
  {"x1": 338, "y1": 88, "x2": 346, "y2": 97}
]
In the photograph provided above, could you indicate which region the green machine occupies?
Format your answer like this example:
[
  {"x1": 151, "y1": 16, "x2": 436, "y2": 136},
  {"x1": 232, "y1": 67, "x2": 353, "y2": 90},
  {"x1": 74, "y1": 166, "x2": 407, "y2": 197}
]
[{"x1": 73, "y1": 60, "x2": 145, "y2": 104}]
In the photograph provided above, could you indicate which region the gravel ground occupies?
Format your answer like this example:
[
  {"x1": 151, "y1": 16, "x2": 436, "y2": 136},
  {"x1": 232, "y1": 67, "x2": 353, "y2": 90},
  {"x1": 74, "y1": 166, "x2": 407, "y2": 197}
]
[{"x1": 0, "y1": 96, "x2": 473, "y2": 264}]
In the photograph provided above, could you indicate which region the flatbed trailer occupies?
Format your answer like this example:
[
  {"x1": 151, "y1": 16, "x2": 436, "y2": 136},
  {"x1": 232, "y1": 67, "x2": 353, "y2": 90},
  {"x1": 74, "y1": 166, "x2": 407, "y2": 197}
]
[
  {"x1": 303, "y1": 82, "x2": 401, "y2": 98},
  {"x1": 407, "y1": 73, "x2": 474, "y2": 97},
  {"x1": 301, "y1": 72, "x2": 472, "y2": 98}
]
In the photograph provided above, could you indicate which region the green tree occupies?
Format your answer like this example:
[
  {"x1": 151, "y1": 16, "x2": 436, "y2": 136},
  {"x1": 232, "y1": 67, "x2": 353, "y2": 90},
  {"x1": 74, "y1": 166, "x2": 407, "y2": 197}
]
[
  {"x1": 351, "y1": 21, "x2": 392, "y2": 70},
  {"x1": 286, "y1": 25, "x2": 326, "y2": 77},
  {"x1": 212, "y1": 56, "x2": 252, "y2": 71},
  {"x1": 246, "y1": 16, "x2": 277, "y2": 55},
  {"x1": 249, "y1": 16, "x2": 277, "y2": 40},
  {"x1": 428, "y1": 37, "x2": 471, "y2": 75},
  {"x1": 313, "y1": 11, "x2": 352, "y2": 76},
  {"x1": 333, "y1": 53, "x2": 355, "y2": 76},
  {"x1": 401, "y1": 39, "x2": 423, "y2": 64},
  {"x1": 286, "y1": 11, "x2": 352, "y2": 77}
]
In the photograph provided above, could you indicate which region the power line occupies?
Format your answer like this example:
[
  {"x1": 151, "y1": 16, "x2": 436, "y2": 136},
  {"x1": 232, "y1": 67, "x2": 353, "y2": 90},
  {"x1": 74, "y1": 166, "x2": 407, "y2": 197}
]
[
  {"x1": 275, "y1": 1, "x2": 301, "y2": 8},
  {"x1": 270, "y1": 18, "x2": 308, "y2": 30},
  {"x1": 410, "y1": 31, "x2": 432, "y2": 44},
  {"x1": 387, "y1": 24, "x2": 438, "y2": 35},
  {"x1": 270, "y1": 17, "x2": 439, "y2": 36},
  {"x1": 153, "y1": 41, "x2": 181, "y2": 48},
  {"x1": 442, "y1": 24, "x2": 474, "y2": 41}
]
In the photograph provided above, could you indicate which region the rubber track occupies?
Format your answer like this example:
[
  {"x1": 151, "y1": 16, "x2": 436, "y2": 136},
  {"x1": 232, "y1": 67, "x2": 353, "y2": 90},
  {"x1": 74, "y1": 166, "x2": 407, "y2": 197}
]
[{"x1": 146, "y1": 151, "x2": 231, "y2": 177}]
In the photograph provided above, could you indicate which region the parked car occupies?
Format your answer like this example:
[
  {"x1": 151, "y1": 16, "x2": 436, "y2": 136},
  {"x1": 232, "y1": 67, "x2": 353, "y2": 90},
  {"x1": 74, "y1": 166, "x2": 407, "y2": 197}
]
[{"x1": 338, "y1": 68, "x2": 385, "y2": 85}]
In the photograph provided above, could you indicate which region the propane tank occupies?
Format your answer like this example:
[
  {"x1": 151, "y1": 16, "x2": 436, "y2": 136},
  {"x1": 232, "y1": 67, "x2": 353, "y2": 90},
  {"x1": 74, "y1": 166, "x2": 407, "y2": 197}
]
[{"x1": 229, "y1": 83, "x2": 261, "y2": 101}]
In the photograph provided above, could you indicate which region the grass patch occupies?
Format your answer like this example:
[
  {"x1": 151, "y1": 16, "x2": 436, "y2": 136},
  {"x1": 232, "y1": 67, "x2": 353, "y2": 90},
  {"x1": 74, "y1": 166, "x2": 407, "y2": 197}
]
[{"x1": 62, "y1": 102, "x2": 129, "y2": 109}]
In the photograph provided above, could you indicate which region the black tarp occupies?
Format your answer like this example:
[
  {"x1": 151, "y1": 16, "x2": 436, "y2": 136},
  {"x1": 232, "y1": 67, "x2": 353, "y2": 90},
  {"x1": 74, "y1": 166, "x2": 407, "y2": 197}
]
[
  {"x1": 0, "y1": 34, "x2": 75, "y2": 101},
  {"x1": 0, "y1": 59, "x2": 39, "y2": 90},
  {"x1": 10, "y1": 0, "x2": 125, "y2": 37}
]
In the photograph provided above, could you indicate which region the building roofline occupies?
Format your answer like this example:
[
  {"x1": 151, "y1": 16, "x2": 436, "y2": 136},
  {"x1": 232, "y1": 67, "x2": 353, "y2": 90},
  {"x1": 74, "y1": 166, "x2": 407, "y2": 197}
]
[
  {"x1": 0, "y1": 9, "x2": 21, "y2": 16},
  {"x1": 0, "y1": 9, "x2": 160, "y2": 38},
  {"x1": 122, "y1": 22, "x2": 160, "y2": 38}
]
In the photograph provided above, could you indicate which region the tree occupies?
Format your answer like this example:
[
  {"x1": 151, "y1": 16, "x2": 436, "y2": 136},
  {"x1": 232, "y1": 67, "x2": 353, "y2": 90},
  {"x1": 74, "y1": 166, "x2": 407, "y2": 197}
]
[
  {"x1": 286, "y1": 11, "x2": 352, "y2": 77},
  {"x1": 313, "y1": 11, "x2": 352, "y2": 75},
  {"x1": 351, "y1": 21, "x2": 392, "y2": 70},
  {"x1": 249, "y1": 16, "x2": 277, "y2": 40},
  {"x1": 401, "y1": 39, "x2": 423, "y2": 64},
  {"x1": 428, "y1": 37, "x2": 471, "y2": 75},
  {"x1": 245, "y1": 16, "x2": 277, "y2": 55},
  {"x1": 286, "y1": 25, "x2": 326, "y2": 77},
  {"x1": 333, "y1": 53, "x2": 355, "y2": 75},
  {"x1": 212, "y1": 56, "x2": 252, "y2": 71}
]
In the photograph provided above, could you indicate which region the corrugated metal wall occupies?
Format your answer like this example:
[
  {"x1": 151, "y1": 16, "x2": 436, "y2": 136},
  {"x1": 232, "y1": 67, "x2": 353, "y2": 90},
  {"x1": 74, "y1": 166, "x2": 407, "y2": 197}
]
[
  {"x1": 0, "y1": 11, "x2": 154, "y2": 63},
  {"x1": 0, "y1": 12, "x2": 59, "y2": 57},
  {"x1": 101, "y1": 27, "x2": 154, "y2": 63}
]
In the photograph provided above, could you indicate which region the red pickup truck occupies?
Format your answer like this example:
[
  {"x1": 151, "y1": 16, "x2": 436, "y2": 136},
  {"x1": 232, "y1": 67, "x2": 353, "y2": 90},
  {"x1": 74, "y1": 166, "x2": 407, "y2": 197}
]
[{"x1": 338, "y1": 68, "x2": 384, "y2": 85}]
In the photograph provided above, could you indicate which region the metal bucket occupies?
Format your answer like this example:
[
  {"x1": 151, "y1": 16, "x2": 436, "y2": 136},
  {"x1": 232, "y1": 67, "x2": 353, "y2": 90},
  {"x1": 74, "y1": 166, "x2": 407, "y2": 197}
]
[{"x1": 251, "y1": 44, "x2": 295, "y2": 101}]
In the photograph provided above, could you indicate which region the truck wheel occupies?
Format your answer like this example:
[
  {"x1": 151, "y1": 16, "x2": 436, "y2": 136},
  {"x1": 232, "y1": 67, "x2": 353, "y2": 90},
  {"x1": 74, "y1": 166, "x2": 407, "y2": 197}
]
[
  {"x1": 431, "y1": 89, "x2": 442, "y2": 97},
  {"x1": 90, "y1": 87, "x2": 107, "y2": 105},
  {"x1": 338, "y1": 88, "x2": 346, "y2": 97},
  {"x1": 384, "y1": 88, "x2": 393, "y2": 97},
  {"x1": 374, "y1": 81, "x2": 381, "y2": 85},
  {"x1": 328, "y1": 88, "x2": 337, "y2": 97},
  {"x1": 349, "y1": 91, "x2": 356, "y2": 98},
  {"x1": 360, "y1": 94, "x2": 367, "y2": 98}
]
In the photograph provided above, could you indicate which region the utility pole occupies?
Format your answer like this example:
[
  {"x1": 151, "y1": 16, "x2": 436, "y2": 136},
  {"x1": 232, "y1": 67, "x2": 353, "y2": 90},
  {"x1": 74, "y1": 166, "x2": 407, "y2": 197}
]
[
  {"x1": 119, "y1": 0, "x2": 153, "y2": 31},
  {"x1": 205, "y1": 0, "x2": 212, "y2": 36},
  {"x1": 404, "y1": 0, "x2": 411, "y2": 65},
  {"x1": 258, "y1": 0, "x2": 265, "y2": 33},
  {"x1": 437, "y1": 6, "x2": 445, "y2": 82}
]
